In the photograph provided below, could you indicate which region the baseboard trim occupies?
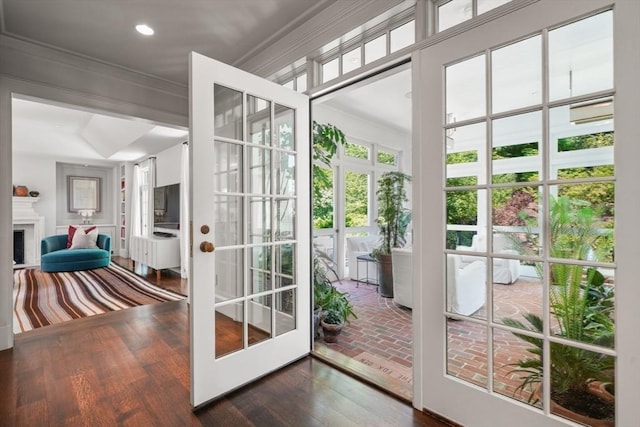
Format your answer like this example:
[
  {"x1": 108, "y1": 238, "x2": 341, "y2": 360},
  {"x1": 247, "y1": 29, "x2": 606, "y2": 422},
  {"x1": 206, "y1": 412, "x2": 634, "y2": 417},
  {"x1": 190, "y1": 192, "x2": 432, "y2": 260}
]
[{"x1": 0, "y1": 324, "x2": 14, "y2": 350}]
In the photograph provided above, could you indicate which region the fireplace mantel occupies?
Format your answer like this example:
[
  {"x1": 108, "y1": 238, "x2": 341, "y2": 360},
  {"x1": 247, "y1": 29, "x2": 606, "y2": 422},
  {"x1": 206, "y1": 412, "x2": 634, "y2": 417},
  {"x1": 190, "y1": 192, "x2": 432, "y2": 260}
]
[
  {"x1": 13, "y1": 196, "x2": 41, "y2": 220},
  {"x1": 13, "y1": 197, "x2": 45, "y2": 268}
]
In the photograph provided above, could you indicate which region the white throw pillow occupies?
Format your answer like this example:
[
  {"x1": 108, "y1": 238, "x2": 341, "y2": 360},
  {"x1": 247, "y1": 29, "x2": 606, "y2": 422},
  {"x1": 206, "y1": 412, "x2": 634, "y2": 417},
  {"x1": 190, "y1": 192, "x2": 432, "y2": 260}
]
[{"x1": 70, "y1": 226, "x2": 99, "y2": 249}]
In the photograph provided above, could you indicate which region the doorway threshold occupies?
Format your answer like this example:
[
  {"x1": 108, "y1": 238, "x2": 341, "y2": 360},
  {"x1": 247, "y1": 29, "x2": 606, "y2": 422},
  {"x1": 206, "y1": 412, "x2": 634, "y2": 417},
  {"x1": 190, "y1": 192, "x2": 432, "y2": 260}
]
[{"x1": 312, "y1": 345, "x2": 412, "y2": 403}]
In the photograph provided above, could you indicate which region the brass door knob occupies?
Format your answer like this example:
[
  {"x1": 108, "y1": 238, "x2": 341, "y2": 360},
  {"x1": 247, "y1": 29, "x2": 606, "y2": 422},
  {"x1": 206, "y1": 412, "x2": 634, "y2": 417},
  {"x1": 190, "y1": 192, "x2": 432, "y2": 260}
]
[{"x1": 200, "y1": 241, "x2": 215, "y2": 253}]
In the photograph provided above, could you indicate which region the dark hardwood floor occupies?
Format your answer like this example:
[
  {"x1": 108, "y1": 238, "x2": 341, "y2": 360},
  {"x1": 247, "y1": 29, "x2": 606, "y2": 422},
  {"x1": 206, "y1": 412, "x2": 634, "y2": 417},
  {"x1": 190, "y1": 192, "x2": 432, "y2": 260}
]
[
  {"x1": 0, "y1": 299, "x2": 451, "y2": 426},
  {"x1": 112, "y1": 256, "x2": 188, "y2": 296}
]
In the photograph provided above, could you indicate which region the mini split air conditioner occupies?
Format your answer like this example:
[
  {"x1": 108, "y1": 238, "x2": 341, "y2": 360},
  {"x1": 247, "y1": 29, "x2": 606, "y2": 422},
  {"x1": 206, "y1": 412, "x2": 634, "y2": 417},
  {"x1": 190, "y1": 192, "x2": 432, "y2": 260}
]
[{"x1": 569, "y1": 100, "x2": 613, "y2": 125}]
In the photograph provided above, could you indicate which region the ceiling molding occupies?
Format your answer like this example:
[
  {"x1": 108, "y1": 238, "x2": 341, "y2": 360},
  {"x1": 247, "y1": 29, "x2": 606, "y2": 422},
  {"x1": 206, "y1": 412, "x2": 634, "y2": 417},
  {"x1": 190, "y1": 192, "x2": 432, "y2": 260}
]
[
  {"x1": 236, "y1": 0, "x2": 409, "y2": 78},
  {"x1": 0, "y1": 34, "x2": 187, "y2": 93}
]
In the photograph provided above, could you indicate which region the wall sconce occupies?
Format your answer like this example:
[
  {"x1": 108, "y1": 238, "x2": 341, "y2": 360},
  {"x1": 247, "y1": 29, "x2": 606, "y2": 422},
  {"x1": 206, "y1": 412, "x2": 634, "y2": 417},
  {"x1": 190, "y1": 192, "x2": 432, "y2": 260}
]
[{"x1": 78, "y1": 209, "x2": 95, "y2": 225}]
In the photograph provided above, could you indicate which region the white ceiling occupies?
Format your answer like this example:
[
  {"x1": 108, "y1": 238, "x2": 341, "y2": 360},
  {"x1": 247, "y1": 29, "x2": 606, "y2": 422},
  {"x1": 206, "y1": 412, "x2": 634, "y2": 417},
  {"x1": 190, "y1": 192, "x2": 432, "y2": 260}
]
[
  {"x1": 321, "y1": 67, "x2": 411, "y2": 135},
  {"x1": 12, "y1": 97, "x2": 188, "y2": 165},
  {"x1": 0, "y1": 0, "x2": 333, "y2": 85}
]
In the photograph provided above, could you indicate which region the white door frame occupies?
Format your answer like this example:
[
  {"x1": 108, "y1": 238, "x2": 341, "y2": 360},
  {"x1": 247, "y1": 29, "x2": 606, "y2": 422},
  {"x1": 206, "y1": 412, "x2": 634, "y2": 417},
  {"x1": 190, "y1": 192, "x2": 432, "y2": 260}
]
[{"x1": 413, "y1": 0, "x2": 640, "y2": 425}]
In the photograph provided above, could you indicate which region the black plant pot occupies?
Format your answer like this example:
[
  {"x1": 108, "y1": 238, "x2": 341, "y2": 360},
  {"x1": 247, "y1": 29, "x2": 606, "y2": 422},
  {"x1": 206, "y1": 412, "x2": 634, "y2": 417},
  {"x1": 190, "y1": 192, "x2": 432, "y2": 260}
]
[{"x1": 377, "y1": 253, "x2": 394, "y2": 298}]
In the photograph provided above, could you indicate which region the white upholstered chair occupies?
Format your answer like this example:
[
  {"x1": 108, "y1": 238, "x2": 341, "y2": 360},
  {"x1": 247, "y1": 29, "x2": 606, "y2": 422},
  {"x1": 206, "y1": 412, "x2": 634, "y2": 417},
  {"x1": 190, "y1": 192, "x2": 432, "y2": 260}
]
[
  {"x1": 456, "y1": 233, "x2": 520, "y2": 284},
  {"x1": 447, "y1": 254, "x2": 487, "y2": 316},
  {"x1": 391, "y1": 248, "x2": 412, "y2": 308},
  {"x1": 346, "y1": 235, "x2": 380, "y2": 282}
]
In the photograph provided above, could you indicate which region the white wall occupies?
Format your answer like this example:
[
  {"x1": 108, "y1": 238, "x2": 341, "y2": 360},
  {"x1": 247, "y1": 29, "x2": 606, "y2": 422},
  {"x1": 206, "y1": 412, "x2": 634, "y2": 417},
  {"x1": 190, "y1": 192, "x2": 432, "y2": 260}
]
[
  {"x1": 155, "y1": 143, "x2": 183, "y2": 187},
  {"x1": 11, "y1": 154, "x2": 57, "y2": 237}
]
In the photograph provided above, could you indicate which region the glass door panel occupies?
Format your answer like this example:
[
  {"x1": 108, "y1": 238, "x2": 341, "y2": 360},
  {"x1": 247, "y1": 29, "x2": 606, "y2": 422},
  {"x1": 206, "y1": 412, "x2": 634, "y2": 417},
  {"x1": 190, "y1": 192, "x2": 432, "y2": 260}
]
[{"x1": 435, "y1": 8, "x2": 617, "y2": 426}]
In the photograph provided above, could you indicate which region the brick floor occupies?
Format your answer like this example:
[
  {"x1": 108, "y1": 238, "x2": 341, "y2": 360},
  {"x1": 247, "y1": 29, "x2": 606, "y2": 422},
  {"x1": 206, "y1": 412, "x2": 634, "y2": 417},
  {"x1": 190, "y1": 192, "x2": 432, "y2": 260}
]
[{"x1": 314, "y1": 276, "x2": 545, "y2": 406}]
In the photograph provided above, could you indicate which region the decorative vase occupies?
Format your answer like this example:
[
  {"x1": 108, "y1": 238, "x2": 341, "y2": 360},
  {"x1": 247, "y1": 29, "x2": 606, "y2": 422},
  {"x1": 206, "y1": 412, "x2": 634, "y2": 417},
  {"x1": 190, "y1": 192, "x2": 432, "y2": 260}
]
[
  {"x1": 321, "y1": 320, "x2": 343, "y2": 343},
  {"x1": 377, "y1": 253, "x2": 394, "y2": 298},
  {"x1": 14, "y1": 185, "x2": 29, "y2": 197}
]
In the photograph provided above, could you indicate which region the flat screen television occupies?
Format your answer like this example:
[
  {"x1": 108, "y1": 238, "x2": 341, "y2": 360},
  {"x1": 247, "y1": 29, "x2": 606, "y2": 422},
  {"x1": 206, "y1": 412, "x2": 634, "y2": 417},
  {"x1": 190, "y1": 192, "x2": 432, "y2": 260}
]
[{"x1": 153, "y1": 183, "x2": 180, "y2": 230}]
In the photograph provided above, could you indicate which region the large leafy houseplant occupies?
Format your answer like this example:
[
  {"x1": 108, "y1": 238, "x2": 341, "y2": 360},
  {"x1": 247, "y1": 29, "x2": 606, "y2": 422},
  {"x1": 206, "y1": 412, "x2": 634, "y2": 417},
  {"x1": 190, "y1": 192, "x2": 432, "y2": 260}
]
[
  {"x1": 504, "y1": 195, "x2": 615, "y2": 424},
  {"x1": 372, "y1": 171, "x2": 411, "y2": 297},
  {"x1": 312, "y1": 121, "x2": 356, "y2": 341}
]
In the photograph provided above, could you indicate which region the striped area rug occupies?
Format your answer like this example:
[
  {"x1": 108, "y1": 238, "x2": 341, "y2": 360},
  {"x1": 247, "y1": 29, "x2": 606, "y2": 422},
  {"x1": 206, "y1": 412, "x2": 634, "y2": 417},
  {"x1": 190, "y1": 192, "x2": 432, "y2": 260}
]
[{"x1": 13, "y1": 263, "x2": 185, "y2": 333}]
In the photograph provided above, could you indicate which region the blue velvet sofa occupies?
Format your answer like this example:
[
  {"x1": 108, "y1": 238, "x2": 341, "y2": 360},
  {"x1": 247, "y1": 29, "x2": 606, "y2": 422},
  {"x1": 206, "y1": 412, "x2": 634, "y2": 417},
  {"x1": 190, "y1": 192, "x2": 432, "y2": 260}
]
[{"x1": 40, "y1": 234, "x2": 111, "y2": 273}]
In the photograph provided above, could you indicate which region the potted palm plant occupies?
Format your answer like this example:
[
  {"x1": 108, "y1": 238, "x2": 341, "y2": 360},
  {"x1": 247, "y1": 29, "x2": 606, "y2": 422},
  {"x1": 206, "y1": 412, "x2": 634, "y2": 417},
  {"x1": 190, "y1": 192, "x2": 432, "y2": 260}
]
[
  {"x1": 504, "y1": 195, "x2": 615, "y2": 426},
  {"x1": 318, "y1": 284, "x2": 357, "y2": 343},
  {"x1": 372, "y1": 171, "x2": 411, "y2": 297}
]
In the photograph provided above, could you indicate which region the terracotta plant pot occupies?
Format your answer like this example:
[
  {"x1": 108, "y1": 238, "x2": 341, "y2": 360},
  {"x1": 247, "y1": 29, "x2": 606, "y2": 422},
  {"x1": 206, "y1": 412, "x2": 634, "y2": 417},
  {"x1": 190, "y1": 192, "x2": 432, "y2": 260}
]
[
  {"x1": 14, "y1": 185, "x2": 29, "y2": 197},
  {"x1": 535, "y1": 383, "x2": 614, "y2": 427},
  {"x1": 321, "y1": 320, "x2": 343, "y2": 343}
]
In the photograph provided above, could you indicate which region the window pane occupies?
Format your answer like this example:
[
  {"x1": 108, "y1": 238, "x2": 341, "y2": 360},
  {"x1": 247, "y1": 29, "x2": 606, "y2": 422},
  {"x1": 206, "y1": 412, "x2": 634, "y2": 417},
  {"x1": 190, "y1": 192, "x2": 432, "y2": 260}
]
[
  {"x1": 345, "y1": 142, "x2": 369, "y2": 160},
  {"x1": 249, "y1": 147, "x2": 270, "y2": 194},
  {"x1": 390, "y1": 20, "x2": 415, "y2": 53},
  {"x1": 248, "y1": 295, "x2": 271, "y2": 347},
  {"x1": 377, "y1": 150, "x2": 396, "y2": 166},
  {"x1": 313, "y1": 167, "x2": 334, "y2": 229},
  {"x1": 214, "y1": 196, "x2": 243, "y2": 247},
  {"x1": 246, "y1": 94, "x2": 271, "y2": 145},
  {"x1": 215, "y1": 249, "x2": 244, "y2": 302},
  {"x1": 295, "y1": 74, "x2": 307, "y2": 93},
  {"x1": 216, "y1": 301, "x2": 243, "y2": 357},
  {"x1": 249, "y1": 197, "x2": 271, "y2": 243},
  {"x1": 275, "y1": 289, "x2": 296, "y2": 336},
  {"x1": 492, "y1": 36, "x2": 542, "y2": 113},
  {"x1": 322, "y1": 57, "x2": 339, "y2": 83},
  {"x1": 549, "y1": 345, "x2": 614, "y2": 424},
  {"x1": 549, "y1": 11, "x2": 613, "y2": 101},
  {"x1": 446, "y1": 55, "x2": 486, "y2": 122},
  {"x1": 478, "y1": 0, "x2": 510, "y2": 14},
  {"x1": 275, "y1": 152, "x2": 295, "y2": 197},
  {"x1": 447, "y1": 318, "x2": 487, "y2": 387},
  {"x1": 446, "y1": 123, "x2": 486, "y2": 184},
  {"x1": 214, "y1": 140, "x2": 242, "y2": 192},
  {"x1": 438, "y1": 0, "x2": 472, "y2": 32},
  {"x1": 492, "y1": 111, "x2": 542, "y2": 184},
  {"x1": 345, "y1": 171, "x2": 369, "y2": 227},
  {"x1": 342, "y1": 47, "x2": 362, "y2": 74},
  {"x1": 447, "y1": 252, "x2": 487, "y2": 320},
  {"x1": 549, "y1": 100, "x2": 614, "y2": 181},
  {"x1": 275, "y1": 104, "x2": 295, "y2": 150},
  {"x1": 364, "y1": 34, "x2": 386, "y2": 64},
  {"x1": 282, "y1": 80, "x2": 294, "y2": 90},
  {"x1": 214, "y1": 84, "x2": 243, "y2": 140},
  {"x1": 491, "y1": 185, "x2": 541, "y2": 257},
  {"x1": 493, "y1": 327, "x2": 542, "y2": 408},
  {"x1": 446, "y1": 188, "x2": 487, "y2": 249},
  {"x1": 250, "y1": 245, "x2": 272, "y2": 294}
]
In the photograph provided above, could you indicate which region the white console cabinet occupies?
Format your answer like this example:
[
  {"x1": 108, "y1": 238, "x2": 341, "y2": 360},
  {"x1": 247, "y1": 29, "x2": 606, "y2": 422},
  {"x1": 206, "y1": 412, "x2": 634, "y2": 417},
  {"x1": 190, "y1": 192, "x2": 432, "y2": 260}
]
[{"x1": 130, "y1": 235, "x2": 180, "y2": 280}]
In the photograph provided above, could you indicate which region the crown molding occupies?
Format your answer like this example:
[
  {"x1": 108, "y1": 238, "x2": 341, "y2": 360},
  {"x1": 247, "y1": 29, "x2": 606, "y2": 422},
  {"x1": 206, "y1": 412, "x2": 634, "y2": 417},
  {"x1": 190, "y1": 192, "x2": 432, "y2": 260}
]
[{"x1": 236, "y1": 0, "x2": 409, "y2": 78}]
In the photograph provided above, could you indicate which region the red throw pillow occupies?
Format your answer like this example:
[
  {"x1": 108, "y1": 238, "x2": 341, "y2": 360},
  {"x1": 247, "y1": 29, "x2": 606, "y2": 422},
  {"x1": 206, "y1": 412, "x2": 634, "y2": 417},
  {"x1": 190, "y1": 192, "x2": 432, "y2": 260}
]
[{"x1": 67, "y1": 225, "x2": 97, "y2": 248}]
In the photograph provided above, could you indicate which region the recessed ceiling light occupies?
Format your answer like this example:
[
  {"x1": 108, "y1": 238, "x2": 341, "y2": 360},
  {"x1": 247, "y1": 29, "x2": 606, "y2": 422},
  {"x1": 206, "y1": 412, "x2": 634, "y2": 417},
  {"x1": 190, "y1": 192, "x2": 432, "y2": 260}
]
[{"x1": 135, "y1": 24, "x2": 154, "y2": 36}]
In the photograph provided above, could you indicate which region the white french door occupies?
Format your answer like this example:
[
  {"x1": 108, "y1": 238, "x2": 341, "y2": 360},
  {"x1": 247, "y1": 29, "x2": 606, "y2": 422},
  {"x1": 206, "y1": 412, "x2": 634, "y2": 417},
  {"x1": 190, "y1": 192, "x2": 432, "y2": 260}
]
[
  {"x1": 416, "y1": 1, "x2": 639, "y2": 426},
  {"x1": 189, "y1": 52, "x2": 310, "y2": 407}
]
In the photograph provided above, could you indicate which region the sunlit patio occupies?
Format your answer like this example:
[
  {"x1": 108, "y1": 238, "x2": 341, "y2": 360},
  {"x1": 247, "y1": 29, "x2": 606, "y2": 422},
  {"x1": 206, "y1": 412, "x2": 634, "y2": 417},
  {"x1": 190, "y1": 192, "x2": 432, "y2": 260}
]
[{"x1": 314, "y1": 272, "x2": 551, "y2": 404}]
